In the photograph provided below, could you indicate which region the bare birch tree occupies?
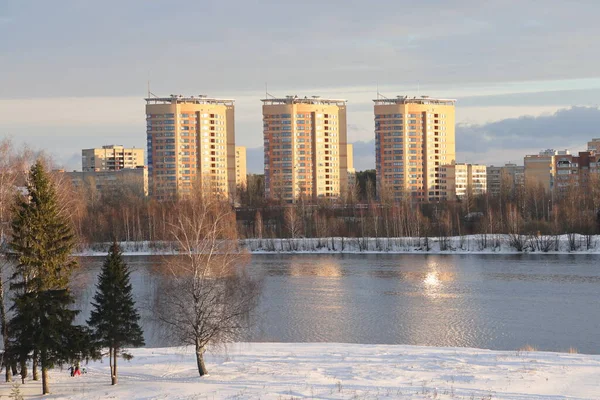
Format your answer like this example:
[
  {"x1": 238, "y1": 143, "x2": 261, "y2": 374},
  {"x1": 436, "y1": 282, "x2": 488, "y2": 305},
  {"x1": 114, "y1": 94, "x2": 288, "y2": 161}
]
[{"x1": 154, "y1": 195, "x2": 261, "y2": 377}]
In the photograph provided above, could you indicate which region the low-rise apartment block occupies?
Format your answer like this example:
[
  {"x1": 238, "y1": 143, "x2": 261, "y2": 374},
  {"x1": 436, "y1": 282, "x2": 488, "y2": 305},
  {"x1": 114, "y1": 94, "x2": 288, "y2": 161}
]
[
  {"x1": 439, "y1": 163, "x2": 487, "y2": 200},
  {"x1": 235, "y1": 146, "x2": 247, "y2": 189},
  {"x1": 587, "y1": 138, "x2": 600, "y2": 154},
  {"x1": 82, "y1": 145, "x2": 144, "y2": 171},
  {"x1": 346, "y1": 143, "x2": 356, "y2": 187},
  {"x1": 554, "y1": 151, "x2": 600, "y2": 193},
  {"x1": 59, "y1": 167, "x2": 148, "y2": 197},
  {"x1": 486, "y1": 163, "x2": 524, "y2": 196},
  {"x1": 524, "y1": 149, "x2": 570, "y2": 191}
]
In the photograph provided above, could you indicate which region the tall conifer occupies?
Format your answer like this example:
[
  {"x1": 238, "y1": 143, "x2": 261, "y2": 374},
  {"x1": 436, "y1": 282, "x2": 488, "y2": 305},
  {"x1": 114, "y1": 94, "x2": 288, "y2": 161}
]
[
  {"x1": 88, "y1": 242, "x2": 144, "y2": 385},
  {"x1": 9, "y1": 161, "x2": 85, "y2": 394}
]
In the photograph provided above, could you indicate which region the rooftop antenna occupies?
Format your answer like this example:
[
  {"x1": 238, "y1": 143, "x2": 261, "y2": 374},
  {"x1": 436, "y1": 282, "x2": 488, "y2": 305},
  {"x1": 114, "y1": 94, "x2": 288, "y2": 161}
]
[
  {"x1": 265, "y1": 82, "x2": 275, "y2": 99},
  {"x1": 376, "y1": 82, "x2": 379, "y2": 100},
  {"x1": 147, "y1": 80, "x2": 158, "y2": 98}
]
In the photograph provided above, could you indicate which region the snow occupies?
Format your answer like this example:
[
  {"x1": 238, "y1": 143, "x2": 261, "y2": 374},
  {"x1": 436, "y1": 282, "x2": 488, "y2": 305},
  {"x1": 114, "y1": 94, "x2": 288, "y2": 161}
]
[
  {"x1": 77, "y1": 234, "x2": 600, "y2": 256},
  {"x1": 5, "y1": 343, "x2": 600, "y2": 399}
]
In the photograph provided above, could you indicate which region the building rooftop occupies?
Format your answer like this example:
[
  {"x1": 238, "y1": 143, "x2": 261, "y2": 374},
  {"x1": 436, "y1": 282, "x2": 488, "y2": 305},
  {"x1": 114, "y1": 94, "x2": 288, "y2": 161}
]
[
  {"x1": 373, "y1": 95, "x2": 456, "y2": 106},
  {"x1": 261, "y1": 95, "x2": 346, "y2": 106},
  {"x1": 145, "y1": 95, "x2": 234, "y2": 105}
]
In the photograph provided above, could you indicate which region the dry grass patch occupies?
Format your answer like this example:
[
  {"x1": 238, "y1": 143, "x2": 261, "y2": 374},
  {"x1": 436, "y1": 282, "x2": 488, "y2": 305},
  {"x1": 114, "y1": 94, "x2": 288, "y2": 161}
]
[{"x1": 518, "y1": 344, "x2": 538, "y2": 352}]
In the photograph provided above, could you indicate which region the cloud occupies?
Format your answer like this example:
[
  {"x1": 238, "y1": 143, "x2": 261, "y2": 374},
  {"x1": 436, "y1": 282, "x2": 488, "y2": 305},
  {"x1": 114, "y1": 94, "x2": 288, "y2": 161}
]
[
  {"x1": 457, "y1": 106, "x2": 600, "y2": 154},
  {"x1": 2, "y1": 1, "x2": 600, "y2": 98}
]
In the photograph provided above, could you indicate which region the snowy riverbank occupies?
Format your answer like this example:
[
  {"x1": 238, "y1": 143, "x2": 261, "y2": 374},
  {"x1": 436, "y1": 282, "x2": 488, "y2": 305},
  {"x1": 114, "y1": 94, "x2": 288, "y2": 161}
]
[
  {"x1": 7, "y1": 343, "x2": 600, "y2": 399},
  {"x1": 77, "y1": 234, "x2": 600, "y2": 256}
]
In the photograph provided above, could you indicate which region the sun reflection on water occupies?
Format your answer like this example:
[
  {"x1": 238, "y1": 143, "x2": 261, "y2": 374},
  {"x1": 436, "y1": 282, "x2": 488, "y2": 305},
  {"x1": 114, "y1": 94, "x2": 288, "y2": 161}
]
[{"x1": 424, "y1": 271, "x2": 441, "y2": 287}]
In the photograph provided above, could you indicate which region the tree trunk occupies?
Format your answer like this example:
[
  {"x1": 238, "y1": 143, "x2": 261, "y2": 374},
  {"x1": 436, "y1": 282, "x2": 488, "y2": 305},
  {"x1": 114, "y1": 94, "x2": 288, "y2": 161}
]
[
  {"x1": 42, "y1": 366, "x2": 49, "y2": 394},
  {"x1": 109, "y1": 345, "x2": 113, "y2": 384},
  {"x1": 112, "y1": 347, "x2": 118, "y2": 385},
  {"x1": 4, "y1": 361, "x2": 11, "y2": 382},
  {"x1": 195, "y1": 344, "x2": 208, "y2": 377},
  {"x1": 32, "y1": 349, "x2": 39, "y2": 380},
  {"x1": 19, "y1": 356, "x2": 27, "y2": 384},
  {"x1": 0, "y1": 277, "x2": 10, "y2": 382}
]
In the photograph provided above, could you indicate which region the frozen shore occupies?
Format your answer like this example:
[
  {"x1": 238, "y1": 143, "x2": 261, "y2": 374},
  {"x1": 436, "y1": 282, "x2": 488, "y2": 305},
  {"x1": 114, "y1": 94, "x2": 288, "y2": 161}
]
[
  {"x1": 77, "y1": 234, "x2": 600, "y2": 256},
  {"x1": 9, "y1": 343, "x2": 600, "y2": 399}
]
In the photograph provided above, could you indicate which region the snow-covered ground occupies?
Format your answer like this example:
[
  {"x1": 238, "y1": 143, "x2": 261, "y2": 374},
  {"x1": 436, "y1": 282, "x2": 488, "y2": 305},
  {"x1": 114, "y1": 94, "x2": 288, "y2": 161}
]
[
  {"x1": 6, "y1": 343, "x2": 600, "y2": 399},
  {"x1": 77, "y1": 234, "x2": 600, "y2": 256}
]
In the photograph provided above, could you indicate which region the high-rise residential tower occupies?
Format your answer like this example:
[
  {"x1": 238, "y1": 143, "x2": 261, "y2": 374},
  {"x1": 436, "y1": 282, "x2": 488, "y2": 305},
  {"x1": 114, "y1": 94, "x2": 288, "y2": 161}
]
[
  {"x1": 262, "y1": 95, "x2": 348, "y2": 202},
  {"x1": 373, "y1": 96, "x2": 456, "y2": 202},
  {"x1": 145, "y1": 95, "x2": 236, "y2": 200},
  {"x1": 82, "y1": 145, "x2": 144, "y2": 172}
]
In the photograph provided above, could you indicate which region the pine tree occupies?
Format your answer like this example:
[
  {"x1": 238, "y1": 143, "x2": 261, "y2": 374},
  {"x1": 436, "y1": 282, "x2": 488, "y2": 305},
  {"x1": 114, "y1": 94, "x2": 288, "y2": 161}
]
[
  {"x1": 88, "y1": 242, "x2": 144, "y2": 385},
  {"x1": 9, "y1": 161, "x2": 85, "y2": 394}
]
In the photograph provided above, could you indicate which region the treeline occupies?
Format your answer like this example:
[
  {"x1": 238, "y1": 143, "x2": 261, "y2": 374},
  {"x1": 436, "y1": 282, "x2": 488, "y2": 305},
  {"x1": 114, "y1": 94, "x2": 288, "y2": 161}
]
[
  {"x1": 55, "y1": 175, "x2": 600, "y2": 247},
  {"x1": 2, "y1": 140, "x2": 598, "y2": 248},
  {"x1": 69, "y1": 174, "x2": 600, "y2": 251}
]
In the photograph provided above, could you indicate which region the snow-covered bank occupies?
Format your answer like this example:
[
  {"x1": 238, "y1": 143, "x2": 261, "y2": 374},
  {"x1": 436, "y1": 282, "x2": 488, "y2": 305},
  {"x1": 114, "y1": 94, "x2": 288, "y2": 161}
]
[
  {"x1": 243, "y1": 234, "x2": 600, "y2": 254},
  {"x1": 76, "y1": 234, "x2": 600, "y2": 256},
  {"x1": 8, "y1": 343, "x2": 600, "y2": 399}
]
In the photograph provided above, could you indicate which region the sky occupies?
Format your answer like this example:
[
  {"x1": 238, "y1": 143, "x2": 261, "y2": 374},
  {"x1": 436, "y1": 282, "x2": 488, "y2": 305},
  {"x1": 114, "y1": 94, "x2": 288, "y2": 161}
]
[{"x1": 2, "y1": 0, "x2": 600, "y2": 172}]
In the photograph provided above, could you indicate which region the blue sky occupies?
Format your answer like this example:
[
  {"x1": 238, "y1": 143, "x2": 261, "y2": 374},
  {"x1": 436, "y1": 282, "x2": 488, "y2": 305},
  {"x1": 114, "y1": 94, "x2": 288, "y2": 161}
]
[{"x1": 2, "y1": 0, "x2": 600, "y2": 171}]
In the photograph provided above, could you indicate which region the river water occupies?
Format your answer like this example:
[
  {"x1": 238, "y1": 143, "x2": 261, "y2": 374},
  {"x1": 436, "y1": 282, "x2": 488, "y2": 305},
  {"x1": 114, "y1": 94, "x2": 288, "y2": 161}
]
[{"x1": 73, "y1": 254, "x2": 600, "y2": 354}]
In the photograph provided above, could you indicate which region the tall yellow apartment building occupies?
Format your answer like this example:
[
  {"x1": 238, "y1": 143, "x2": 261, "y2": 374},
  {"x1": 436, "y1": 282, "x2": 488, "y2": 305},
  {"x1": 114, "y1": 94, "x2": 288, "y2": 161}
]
[
  {"x1": 373, "y1": 96, "x2": 456, "y2": 202},
  {"x1": 145, "y1": 95, "x2": 236, "y2": 200},
  {"x1": 262, "y1": 96, "x2": 348, "y2": 202}
]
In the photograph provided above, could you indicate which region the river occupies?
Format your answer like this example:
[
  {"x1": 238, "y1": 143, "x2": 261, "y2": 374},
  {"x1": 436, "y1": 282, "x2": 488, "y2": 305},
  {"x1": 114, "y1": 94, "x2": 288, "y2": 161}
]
[{"x1": 73, "y1": 254, "x2": 600, "y2": 354}]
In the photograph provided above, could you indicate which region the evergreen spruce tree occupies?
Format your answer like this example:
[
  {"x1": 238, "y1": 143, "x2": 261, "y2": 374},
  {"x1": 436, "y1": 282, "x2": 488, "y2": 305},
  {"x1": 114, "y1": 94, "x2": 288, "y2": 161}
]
[
  {"x1": 88, "y1": 242, "x2": 144, "y2": 385},
  {"x1": 9, "y1": 161, "x2": 86, "y2": 394}
]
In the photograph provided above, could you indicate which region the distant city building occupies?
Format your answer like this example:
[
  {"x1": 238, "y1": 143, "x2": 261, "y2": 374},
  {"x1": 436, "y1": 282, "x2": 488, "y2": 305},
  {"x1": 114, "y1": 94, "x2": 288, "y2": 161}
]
[
  {"x1": 82, "y1": 145, "x2": 144, "y2": 172},
  {"x1": 524, "y1": 149, "x2": 570, "y2": 191},
  {"x1": 554, "y1": 151, "x2": 600, "y2": 193},
  {"x1": 58, "y1": 167, "x2": 148, "y2": 197},
  {"x1": 346, "y1": 143, "x2": 356, "y2": 187},
  {"x1": 373, "y1": 96, "x2": 456, "y2": 202},
  {"x1": 439, "y1": 163, "x2": 487, "y2": 200},
  {"x1": 235, "y1": 146, "x2": 247, "y2": 189},
  {"x1": 145, "y1": 95, "x2": 236, "y2": 200},
  {"x1": 486, "y1": 163, "x2": 524, "y2": 196},
  {"x1": 262, "y1": 96, "x2": 349, "y2": 202},
  {"x1": 587, "y1": 138, "x2": 600, "y2": 154}
]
